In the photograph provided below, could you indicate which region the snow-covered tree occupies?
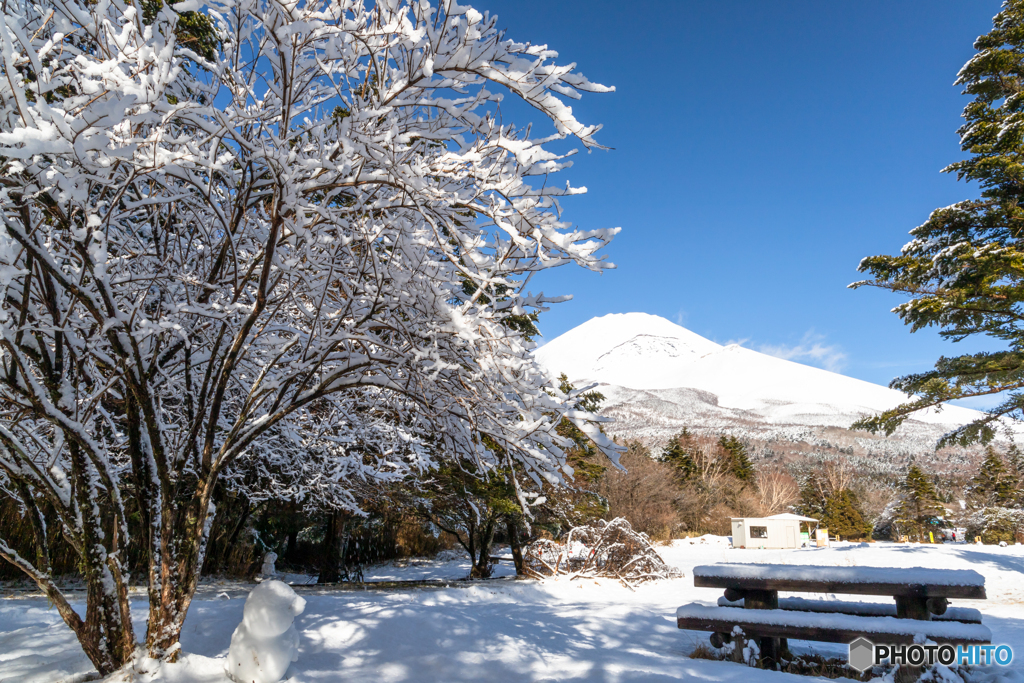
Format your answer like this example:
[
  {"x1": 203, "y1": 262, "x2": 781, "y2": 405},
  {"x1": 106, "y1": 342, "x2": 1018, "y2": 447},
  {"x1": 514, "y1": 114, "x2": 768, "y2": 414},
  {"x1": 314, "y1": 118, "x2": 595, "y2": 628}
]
[
  {"x1": 969, "y1": 447, "x2": 1018, "y2": 507},
  {"x1": 853, "y1": 0, "x2": 1024, "y2": 446},
  {"x1": 892, "y1": 465, "x2": 945, "y2": 541},
  {"x1": 0, "y1": 0, "x2": 618, "y2": 673}
]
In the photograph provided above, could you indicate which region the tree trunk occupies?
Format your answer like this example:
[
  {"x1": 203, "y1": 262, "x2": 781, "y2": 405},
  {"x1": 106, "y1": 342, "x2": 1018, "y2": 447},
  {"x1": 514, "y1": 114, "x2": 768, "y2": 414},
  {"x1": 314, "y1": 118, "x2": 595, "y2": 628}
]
[
  {"x1": 471, "y1": 519, "x2": 496, "y2": 579},
  {"x1": 319, "y1": 510, "x2": 351, "y2": 583},
  {"x1": 506, "y1": 516, "x2": 525, "y2": 576},
  {"x1": 1, "y1": 534, "x2": 135, "y2": 677},
  {"x1": 285, "y1": 502, "x2": 299, "y2": 562},
  {"x1": 70, "y1": 443, "x2": 136, "y2": 675},
  {"x1": 144, "y1": 484, "x2": 216, "y2": 658}
]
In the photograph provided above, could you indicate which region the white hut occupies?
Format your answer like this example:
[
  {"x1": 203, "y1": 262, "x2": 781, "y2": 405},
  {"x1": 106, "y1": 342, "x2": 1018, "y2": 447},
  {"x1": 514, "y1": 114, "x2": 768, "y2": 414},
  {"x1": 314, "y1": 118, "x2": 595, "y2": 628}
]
[{"x1": 730, "y1": 513, "x2": 818, "y2": 549}]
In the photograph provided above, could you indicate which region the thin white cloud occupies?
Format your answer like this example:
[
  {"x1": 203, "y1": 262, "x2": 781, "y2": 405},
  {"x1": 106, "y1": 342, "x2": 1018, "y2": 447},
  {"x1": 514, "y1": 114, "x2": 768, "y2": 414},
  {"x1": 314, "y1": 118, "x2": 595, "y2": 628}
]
[{"x1": 756, "y1": 331, "x2": 847, "y2": 373}]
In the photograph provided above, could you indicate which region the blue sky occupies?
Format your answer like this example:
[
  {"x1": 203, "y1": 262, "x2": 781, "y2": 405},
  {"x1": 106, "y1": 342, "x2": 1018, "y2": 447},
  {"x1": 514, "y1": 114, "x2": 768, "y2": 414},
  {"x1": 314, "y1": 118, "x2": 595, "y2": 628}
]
[{"x1": 474, "y1": 0, "x2": 1005, "y2": 405}]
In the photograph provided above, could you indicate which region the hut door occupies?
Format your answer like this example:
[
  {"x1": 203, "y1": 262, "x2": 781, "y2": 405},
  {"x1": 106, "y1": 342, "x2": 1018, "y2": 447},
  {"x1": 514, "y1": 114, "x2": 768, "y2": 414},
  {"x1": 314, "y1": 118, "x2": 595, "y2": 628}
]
[{"x1": 786, "y1": 526, "x2": 796, "y2": 548}]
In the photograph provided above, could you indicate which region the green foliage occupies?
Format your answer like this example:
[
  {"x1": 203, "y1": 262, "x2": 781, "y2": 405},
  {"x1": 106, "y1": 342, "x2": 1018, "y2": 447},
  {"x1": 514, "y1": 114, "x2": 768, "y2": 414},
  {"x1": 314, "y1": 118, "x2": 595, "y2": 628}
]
[
  {"x1": 142, "y1": 0, "x2": 219, "y2": 62},
  {"x1": 1005, "y1": 443, "x2": 1024, "y2": 489},
  {"x1": 417, "y1": 458, "x2": 521, "y2": 578},
  {"x1": 971, "y1": 506, "x2": 1023, "y2": 544},
  {"x1": 459, "y1": 280, "x2": 540, "y2": 342},
  {"x1": 964, "y1": 445, "x2": 1024, "y2": 544},
  {"x1": 556, "y1": 374, "x2": 608, "y2": 485},
  {"x1": 796, "y1": 473, "x2": 870, "y2": 540},
  {"x1": 821, "y1": 489, "x2": 872, "y2": 540},
  {"x1": 796, "y1": 478, "x2": 826, "y2": 520},
  {"x1": 851, "y1": 0, "x2": 1024, "y2": 447},
  {"x1": 719, "y1": 435, "x2": 755, "y2": 484},
  {"x1": 971, "y1": 447, "x2": 1019, "y2": 506},
  {"x1": 893, "y1": 465, "x2": 946, "y2": 541},
  {"x1": 662, "y1": 429, "x2": 698, "y2": 480}
]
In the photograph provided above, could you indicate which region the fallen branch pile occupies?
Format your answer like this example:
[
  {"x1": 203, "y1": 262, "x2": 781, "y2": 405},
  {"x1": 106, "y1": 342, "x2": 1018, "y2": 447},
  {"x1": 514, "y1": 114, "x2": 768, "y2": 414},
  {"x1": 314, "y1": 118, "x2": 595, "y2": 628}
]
[{"x1": 523, "y1": 518, "x2": 682, "y2": 587}]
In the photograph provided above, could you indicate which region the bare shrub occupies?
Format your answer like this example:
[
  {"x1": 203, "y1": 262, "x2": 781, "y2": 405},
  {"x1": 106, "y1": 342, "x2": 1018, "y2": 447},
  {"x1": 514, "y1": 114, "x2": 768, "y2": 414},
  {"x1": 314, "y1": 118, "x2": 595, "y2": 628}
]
[
  {"x1": 756, "y1": 468, "x2": 799, "y2": 515},
  {"x1": 396, "y1": 518, "x2": 458, "y2": 557},
  {"x1": 689, "y1": 642, "x2": 724, "y2": 661},
  {"x1": 596, "y1": 442, "x2": 681, "y2": 539},
  {"x1": 670, "y1": 433, "x2": 760, "y2": 535},
  {"x1": 523, "y1": 517, "x2": 681, "y2": 585}
]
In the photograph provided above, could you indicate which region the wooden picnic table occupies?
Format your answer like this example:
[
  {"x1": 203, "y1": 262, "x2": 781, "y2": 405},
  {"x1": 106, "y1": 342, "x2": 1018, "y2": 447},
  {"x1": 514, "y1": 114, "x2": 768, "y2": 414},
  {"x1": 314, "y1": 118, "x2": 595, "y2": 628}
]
[
  {"x1": 684, "y1": 563, "x2": 988, "y2": 671},
  {"x1": 693, "y1": 563, "x2": 985, "y2": 619}
]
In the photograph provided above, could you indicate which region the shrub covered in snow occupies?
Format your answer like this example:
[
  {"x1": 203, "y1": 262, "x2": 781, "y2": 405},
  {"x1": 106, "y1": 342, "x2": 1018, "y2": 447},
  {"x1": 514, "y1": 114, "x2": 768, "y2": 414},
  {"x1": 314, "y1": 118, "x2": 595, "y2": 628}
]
[
  {"x1": 965, "y1": 507, "x2": 1024, "y2": 545},
  {"x1": 523, "y1": 518, "x2": 681, "y2": 585}
]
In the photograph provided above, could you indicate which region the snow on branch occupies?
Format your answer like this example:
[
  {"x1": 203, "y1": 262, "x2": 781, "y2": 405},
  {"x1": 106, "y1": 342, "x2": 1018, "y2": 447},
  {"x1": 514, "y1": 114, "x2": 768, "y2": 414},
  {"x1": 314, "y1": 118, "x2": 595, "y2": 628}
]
[{"x1": 0, "y1": 0, "x2": 617, "y2": 665}]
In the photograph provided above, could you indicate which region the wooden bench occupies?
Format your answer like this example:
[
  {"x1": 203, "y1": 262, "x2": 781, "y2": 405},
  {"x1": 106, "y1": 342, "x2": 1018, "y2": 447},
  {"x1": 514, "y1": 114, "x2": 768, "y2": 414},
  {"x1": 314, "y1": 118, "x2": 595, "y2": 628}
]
[
  {"x1": 716, "y1": 596, "x2": 983, "y2": 624},
  {"x1": 694, "y1": 563, "x2": 986, "y2": 617},
  {"x1": 679, "y1": 563, "x2": 989, "y2": 677},
  {"x1": 678, "y1": 604, "x2": 992, "y2": 645}
]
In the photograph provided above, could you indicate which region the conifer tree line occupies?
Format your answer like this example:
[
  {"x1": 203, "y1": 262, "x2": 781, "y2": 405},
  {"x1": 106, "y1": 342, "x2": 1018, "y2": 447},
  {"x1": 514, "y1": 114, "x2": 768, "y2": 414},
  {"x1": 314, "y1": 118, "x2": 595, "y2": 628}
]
[{"x1": 618, "y1": 433, "x2": 1024, "y2": 545}]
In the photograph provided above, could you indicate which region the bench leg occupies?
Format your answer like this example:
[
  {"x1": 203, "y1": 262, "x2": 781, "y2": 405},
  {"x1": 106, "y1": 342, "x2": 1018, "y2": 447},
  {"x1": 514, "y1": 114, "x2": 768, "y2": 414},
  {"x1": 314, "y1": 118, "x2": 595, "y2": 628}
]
[
  {"x1": 893, "y1": 593, "x2": 929, "y2": 680},
  {"x1": 895, "y1": 665, "x2": 922, "y2": 683},
  {"x1": 895, "y1": 596, "x2": 930, "y2": 620},
  {"x1": 759, "y1": 636, "x2": 779, "y2": 669},
  {"x1": 742, "y1": 589, "x2": 780, "y2": 669}
]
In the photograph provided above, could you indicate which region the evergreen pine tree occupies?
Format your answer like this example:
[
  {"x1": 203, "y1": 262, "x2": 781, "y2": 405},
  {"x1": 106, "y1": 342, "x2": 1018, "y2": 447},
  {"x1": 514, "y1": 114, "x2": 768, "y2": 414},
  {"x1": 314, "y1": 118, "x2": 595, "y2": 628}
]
[
  {"x1": 821, "y1": 489, "x2": 872, "y2": 540},
  {"x1": 894, "y1": 465, "x2": 946, "y2": 541},
  {"x1": 797, "y1": 478, "x2": 826, "y2": 520},
  {"x1": 1005, "y1": 444, "x2": 1024, "y2": 505},
  {"x1": 853, "y1": 0, "x2": 1024, "y2": 446},
  {"x1": 719, "y1": 435, "x2": 755, "y2": 484},
  {"x1": 556, "y1": 374, "x2": 608, "y2": 484},
  {"x1": 663, "y1": 429, "x2": 698, "y2": 481},
  {"x1": 971, "y1": 447, "x2": 1017, "y2": 507}
]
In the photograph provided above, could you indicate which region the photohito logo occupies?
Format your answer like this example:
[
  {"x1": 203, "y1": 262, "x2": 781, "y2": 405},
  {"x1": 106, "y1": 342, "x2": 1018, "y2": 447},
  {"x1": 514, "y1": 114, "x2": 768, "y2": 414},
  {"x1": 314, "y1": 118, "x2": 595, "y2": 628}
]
[{"x1": 847, "y1": 639, "x2": 1014, "y2": 672}]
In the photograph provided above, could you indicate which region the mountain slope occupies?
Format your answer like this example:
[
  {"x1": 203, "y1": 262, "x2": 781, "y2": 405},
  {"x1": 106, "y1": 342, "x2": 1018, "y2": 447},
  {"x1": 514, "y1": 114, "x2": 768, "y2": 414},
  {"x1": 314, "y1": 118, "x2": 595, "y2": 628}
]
[{"x1": 534, "y1": 313, "x2": 989, "y2": 456}]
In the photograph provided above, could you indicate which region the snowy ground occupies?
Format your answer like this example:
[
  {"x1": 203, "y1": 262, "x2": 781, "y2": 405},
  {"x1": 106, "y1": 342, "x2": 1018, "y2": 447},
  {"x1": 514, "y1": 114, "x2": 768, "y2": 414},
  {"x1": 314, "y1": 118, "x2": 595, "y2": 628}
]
[
  {"x1": 359, "y1": 548, "x2": 518, "y2": 582},
  {"x1": 2, "y1": 539, "x2": 1023, "y2": 683}
]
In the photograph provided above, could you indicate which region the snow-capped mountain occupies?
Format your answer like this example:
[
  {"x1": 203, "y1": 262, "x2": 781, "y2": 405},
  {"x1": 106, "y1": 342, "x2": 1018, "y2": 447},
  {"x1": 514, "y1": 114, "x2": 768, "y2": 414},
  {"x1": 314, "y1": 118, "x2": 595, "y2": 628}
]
[{"x1": 534, "y1": 313, "x2": 993, "y2": 463}]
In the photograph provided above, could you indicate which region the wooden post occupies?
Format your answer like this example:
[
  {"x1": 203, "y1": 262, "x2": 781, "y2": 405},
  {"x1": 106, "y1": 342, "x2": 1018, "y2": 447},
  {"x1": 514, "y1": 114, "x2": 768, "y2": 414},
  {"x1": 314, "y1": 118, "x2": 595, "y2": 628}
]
[
  {"x1": 895, "y1": 596, "x2": 930, "y2": 620},
  {"x1": 894, "y1": 588, "x2": 929, "y2": 682},
  {"x1": 895, "y1": 664, "x2": 921, "y2": 683},
  {"x1": 744, "y1": 589, "x2": 780, "y2": 668},
  {"x1": 731, "y1": 633, "x2": 746, "y2": 664}
]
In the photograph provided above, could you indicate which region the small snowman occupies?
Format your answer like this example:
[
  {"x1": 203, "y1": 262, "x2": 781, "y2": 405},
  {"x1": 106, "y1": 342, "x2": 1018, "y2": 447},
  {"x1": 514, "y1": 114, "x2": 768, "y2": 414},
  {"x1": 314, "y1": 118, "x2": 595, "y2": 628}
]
[
  {"x1": 226, "y1": 580, "x2": 306, "y2": 683},
  {"x1": 260, "y1": 551, "x2": 279, "y2": 579}
]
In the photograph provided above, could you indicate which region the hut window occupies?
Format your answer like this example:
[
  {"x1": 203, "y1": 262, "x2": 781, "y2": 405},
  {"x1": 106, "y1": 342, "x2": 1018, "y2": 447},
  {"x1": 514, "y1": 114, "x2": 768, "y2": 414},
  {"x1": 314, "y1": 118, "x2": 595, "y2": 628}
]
[{"x1": 750, "y1": 526, "x2": 768, "y2": 539}]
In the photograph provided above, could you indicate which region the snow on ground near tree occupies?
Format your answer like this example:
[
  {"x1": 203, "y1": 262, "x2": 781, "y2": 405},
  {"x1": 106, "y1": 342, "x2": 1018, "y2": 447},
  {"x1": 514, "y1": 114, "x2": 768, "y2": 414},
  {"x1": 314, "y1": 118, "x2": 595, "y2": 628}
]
[
  {"x1": 359, "y1": 548, "x2": 517, "y2": 582},
  {"x1": 3, "y1": 540, "x2": 1024, "y2": 683}
]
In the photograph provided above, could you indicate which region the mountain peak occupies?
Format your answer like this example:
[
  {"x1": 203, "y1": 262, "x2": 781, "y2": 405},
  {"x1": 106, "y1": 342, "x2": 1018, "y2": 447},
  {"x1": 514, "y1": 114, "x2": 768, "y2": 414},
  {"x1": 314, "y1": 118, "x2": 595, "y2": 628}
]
[
  {"x1": 534, "y1": 313, "x2": 721, "y2": 384},
  {"x1": 535, "y1": 312, "x2": 981, "y2": 428}
]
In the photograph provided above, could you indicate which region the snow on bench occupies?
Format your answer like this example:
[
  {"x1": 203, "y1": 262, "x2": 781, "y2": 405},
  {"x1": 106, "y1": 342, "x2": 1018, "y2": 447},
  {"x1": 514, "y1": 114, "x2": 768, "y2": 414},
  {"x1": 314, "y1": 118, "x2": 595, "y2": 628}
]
[
  {"x1": 693, "y1": 563, "x2": 986, "y2": 598},
  {"x1": 676, "y1": 603, "x2": 992, "y2": 645},
  {"x1": 716, "y1": 596, "x2": 983, "y2": 624}
]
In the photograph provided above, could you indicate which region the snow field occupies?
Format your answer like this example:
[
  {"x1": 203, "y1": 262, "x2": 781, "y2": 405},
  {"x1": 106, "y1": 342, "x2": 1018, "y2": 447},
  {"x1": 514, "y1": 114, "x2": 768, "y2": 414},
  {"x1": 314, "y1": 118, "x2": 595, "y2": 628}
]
[{"x1": 2, "y1": 540, "x2": 1023, "y2": 683}]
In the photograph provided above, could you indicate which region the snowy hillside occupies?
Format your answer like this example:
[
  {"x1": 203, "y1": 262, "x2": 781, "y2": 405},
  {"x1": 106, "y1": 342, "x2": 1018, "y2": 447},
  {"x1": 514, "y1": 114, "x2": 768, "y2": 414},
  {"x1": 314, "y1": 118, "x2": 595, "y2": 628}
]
[{"x1": 534, "y1": 313, "x2": 997, "y2": 460}]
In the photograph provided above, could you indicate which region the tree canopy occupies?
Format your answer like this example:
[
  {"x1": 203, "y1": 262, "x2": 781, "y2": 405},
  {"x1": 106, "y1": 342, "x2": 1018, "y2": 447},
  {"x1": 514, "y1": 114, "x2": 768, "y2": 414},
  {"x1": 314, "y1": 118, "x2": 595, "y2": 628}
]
[
  {"x1": 0, "y1": 0, "x2": 617, "y2": 673},
  {"x1": 852, "y1": 0, "x2": 1024, "y2": 446}
]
